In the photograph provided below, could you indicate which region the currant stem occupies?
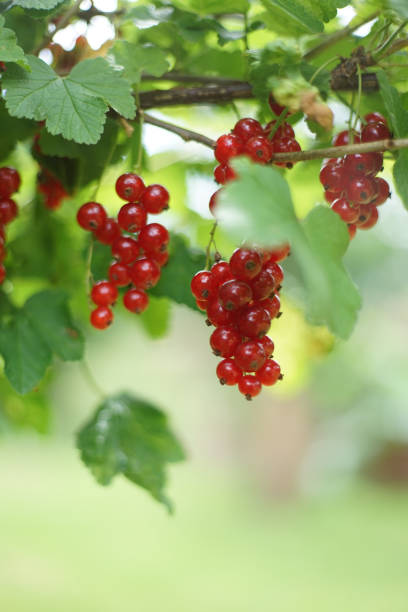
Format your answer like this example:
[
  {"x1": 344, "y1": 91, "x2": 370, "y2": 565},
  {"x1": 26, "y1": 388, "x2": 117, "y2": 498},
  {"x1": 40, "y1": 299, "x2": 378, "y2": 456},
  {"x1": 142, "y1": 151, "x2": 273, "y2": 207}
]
[
  {"x1": 205, "y1": 221, "x2": 218, "y2": 270},
  {"x1": 271, "y1": 138, "x2": 408, "y2": 163}
]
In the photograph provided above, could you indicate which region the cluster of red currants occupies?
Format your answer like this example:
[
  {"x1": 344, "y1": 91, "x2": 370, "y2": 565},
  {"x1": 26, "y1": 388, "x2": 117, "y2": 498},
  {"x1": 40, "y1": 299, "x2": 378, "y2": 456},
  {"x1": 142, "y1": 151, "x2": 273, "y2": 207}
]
[
  {"x1": 191, "y1": 244, "x2": 290, "y2": 399},
  {"x1": 0, "y1": 167, "x2": 20, "y2": 284},
  {"x1": 209, "y1": 112, "x2": 301, "y2": 215},
  {"x1": 76, "y1": 173, "x2": 170, "y2": 329},
  {"x1": 37, "y1": 168, "x2": 68, "y2": 210},
  {"x1": 321, "y1": 112, "x2": 391, "y2": 238}
]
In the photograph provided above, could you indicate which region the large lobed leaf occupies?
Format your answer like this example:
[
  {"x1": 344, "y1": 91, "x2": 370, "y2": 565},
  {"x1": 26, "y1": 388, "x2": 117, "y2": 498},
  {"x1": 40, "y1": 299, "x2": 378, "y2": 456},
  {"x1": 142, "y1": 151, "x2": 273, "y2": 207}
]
[
  {"x1": 0, "y1": 16, "x2": 29, "y2": 68},
  {"x1": 112, "y1": 41, "x2": 170, "y2": 85},
  {"x1": 77, "y1": 393, "x2": 185, "y2": 511},
  {"x1": 3, "y1": 56, "x2": 135, "y2": 144},
  {"x1": 216, "y1": 159, "x2": 361, "y2": 339}
]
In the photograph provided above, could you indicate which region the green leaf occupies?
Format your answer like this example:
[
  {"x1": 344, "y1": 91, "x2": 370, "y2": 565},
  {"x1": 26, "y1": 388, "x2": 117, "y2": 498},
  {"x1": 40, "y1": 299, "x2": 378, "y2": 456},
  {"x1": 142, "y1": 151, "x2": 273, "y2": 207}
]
[
  {"x1": 139, "y1": 296, "x2": 171, "y2": 339},
  {"x1": 0, "y1": 100, "x2": 36, "y2": 161},
  {"x1": 112, "y1": 41, "x2": 169, "y2": 84},
  {"x1": 389, "y1": 0, "x2": 408, "y2": 19},
  {"x1": 3, "y1": 56, "x2": 135, "y2": 145},
  {"x1": 150, "y1": 234, "x2": 206, "y2": 311},
  {"x1": 13, "y1": 0, "x2": 65, "y2": 9},
  {"x1": 0, "y1": 15, "x2": 29, "y2": 68},
  {"x1": 90, "y1": 240, "x2": 112, "y2": 283},
  {"x1": 260, "y1": 0, "x2": 324, "y2": 34},
  {"x1": 217, "y1": 159, "x2": 361, "y2": 338},
  {"x1": 249, "y1": 41, "x2": 303, "y2": 99},
  {"x1": 77, "y1": 393, "x2": 185, "y2": 510},
  {"x1": 173, "y1": 0, "x2": 249, "y2": 14},
  {"x1": 377, "y1": 71, "x2": 408, "y2": 138}
]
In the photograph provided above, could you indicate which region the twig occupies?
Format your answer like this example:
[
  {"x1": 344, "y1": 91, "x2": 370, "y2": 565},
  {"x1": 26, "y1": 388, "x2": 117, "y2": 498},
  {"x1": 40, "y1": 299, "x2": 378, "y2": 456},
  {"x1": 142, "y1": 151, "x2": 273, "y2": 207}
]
[
  {"x1": 139, "y1": 83, "x2": 254, "y2": 109},
  {"x1": 271, "y1": 138, "x2": 408, "y2": 163},
  {"x1": 141, "y1": 73, "x2": 246, "y2": 85},
  {"x1": 33, "y1": 0, "x2": 83, "y2": 55},
  {"x1": 142, "y1": 112, "x2": 216, "y2": 148},
  {"x1": 205, "y1": 222, "x2": 218, "y2": 270}
]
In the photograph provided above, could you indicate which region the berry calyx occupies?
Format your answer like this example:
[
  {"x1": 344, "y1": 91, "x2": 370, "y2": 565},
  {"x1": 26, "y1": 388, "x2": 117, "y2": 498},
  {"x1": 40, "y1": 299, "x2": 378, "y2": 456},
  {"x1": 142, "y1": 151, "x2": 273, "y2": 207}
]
[
  {"x1": 244, "y1": 136, "x2": 273, "y2": 164},
  {"x1": 108, "y1": 262, "x2": 131, "y2": 286},
  {"x1": 346, "y1": 176, "x2": 376, "y2": 205},
  {"x1": 191, "y1": 270, "x2": 214, "y2": 300},
  {"x1": 94, "y1": 217, "x2": 121, "y2": 245},
  {"x1": 214, "y1": 134, "x2": 244, "y2": 163},
  {"x1": 130, "y1": 258, "x2": 161, "y2": 289},
  {"x1": 117, "y1": 202, "x2": 147, "y2": 233},
  {"x1": 0, "y1": 198, "x2": 18, "y2": 224}
]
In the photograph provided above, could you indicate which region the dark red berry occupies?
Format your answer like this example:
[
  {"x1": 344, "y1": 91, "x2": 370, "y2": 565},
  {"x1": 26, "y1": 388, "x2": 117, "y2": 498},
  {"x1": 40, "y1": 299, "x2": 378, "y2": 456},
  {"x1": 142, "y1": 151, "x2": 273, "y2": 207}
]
[
  {"x1": 211, "y1": 261, "x2": 234, "y2": 288},
  {"x1": 130, "y1": 258, "x2": 161, "y2": 289},
  {"x1": 238, "y1": 375, "x2": 262, "y2": 399},
  {"x1": 244, "y1": 136, "x2": 273, "y2": 164},
  {"x1": 215, "y1": 134, "x2": 244, "y2": 163},
  {"x1": 229, "y1": 248, "x2": 262, "y2": 281},
  {"x1": 256, "y1": 359, "x2": 281, "y2": 385},
  {"x1": 206, "y1": 299, "x2": 235, "y2": 327},
  {"x1": 0, "y1": 198, "x2": 18, "y2": 224},
  {"x1": 236, "y1": 304, "x2": 271, "y2": 338},
  {"x1": 141, "y1": 184, "x2": 169, "y2": 214},
  {"x1": 151, "y1": 250, "x2": 169, "y2": 267},
  {"x1": 108, "y1": 262, "x2": 131, "y2": 286},
  {"x1": 123, "y1": 288, "x2": 149, "y2": 313},
  {"x1": 90, "y1": 305, "x2": 113, "y2": 330},
  {"x1": 138, "y1": 223, "x2": 169, "y2": 254},
  {"x1": 117, "y1": 202, "x2": 147, "y2": 233},
  {"x1": 0, "y1": 263, "x2": 5, "y2": 283},
  {"x1": 273, "y1": 137, "x2": 301, "y2": 167},
  {"x1": 331, "y1": 198, "x2": 360, "y2": 224},
  {"x1": 361, "y1": 122, "x2": 391, "y2": 142},
  {"x1": 115, "y1": 173, "x2": 145, "y2": 201},
  {"x1": 356, "y1": 205, "x2": 379, "y2": 229},
  {"x1": 77, "y1": 202, "x2": 107, "y2": 231},
  {"x1": 210, "y1": 326, "x2": 240, "y2": 357},
  {"x1": 111, "y1": 236, "x2": 140, "y2": 264},
  {"x1": 319, "y1": 162, "x2": 345, "y2": 192},
  {"x1": 264, "y1": 120, "x2": 294, "y2": 140},
  {"x1": 94, "y1": 217, "x2": 121, "y2": 245},
  {"x1": 263, "y1": 294, "x2": 281, "y2": 319},
  {"x1": 370, "y1": 177, "x2": 390, "y2": 206},
  {"x1": 216, "y1": 358, "x2": 242, "y2": 386},
  {"x1": 263, "y1": 261, "x2": 284, "y2": 286},
  {"x1": 364, "y1": 112, "x2": 387, "y2": 125},
  {"x1": 250, "y1": 268, "x2": 277, "y2": 300},
  {"x1": 234, "y1": 340, "x2": 266, "y2": 372},
  {"x1": 91, "y1": 281, "x2": 118, "y2": 306},
  {"x1": 233, "y1": 118, "x2": 264, "y2": 143},
  {"x1": 191, "y1": 270, "x2": 214, "y2": 300},
  {"x1": 214, "y1": 164, "x2": 236, "y2": 185},
  {"x1": 343, "y1": 153, "x2": 375, "y2": 176},
  {"x1": 0, "y1": 167, "x2": 20, "y2": 197},
  {"x1": 218, "y1": 279, "x2": 252, "y2": 310},
  {"x1": 346, "y1": 176, "x2": 376, "y2": 204},
  {"x1": 332, "y1": 130, "x2": 360, "y2": 146},
  {"x1": 257, "y1": 335, "x2": 274, "y2": 357}
]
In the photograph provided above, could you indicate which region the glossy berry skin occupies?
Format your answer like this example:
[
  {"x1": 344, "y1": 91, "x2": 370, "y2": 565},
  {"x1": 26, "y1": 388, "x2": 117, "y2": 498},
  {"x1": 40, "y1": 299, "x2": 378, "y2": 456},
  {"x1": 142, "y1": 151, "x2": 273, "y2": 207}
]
[
  {"x1": 238, "y1": 375, "x2": 262, "y2": 399},
  {"x1": 216, "y1": 359, "x2": 242, "y2": 386},
  {"x1": 356, "y1": 205, "x2": 379, "y2": 230},
  {"x1": 361, "y1": 122, "x2": 391, "y2": 142},
  {"x1": 111, "y1": 236, "x2": 140, "y2": 264},
  {"x1": 264, "y1": 120, "x2": 295, "y2": 140},
  {"x1": 214, "y1": 165, "x2": 236, "y2": 185},
  {"x1": 244, "y1": 136, "x2": 273, "y2": 164},
  {"x1": 250, "y1": 268, "x2": 276, "y2": 301},
  {"x1": 234, "y1": 340, "x2": 266, "y2": 372},
  {"x1": 130, "y1": 258, "x2": 161, "y2": 289},
  {"x1": 229, "y1": 248, "x2": 262, "y2": 281},
  {"x1": 0, "y1": 198, "x2": 18, "y2": 224},
  {"x1": 209, "y1": 190, "x2": 221, "y2": 215},
  {"x1": 214, "y1": 134, "x2": 244, "y2": 163},
  {"x1": 370, "y1": 152, "x2": 384, "y2": 175},
  {"x1": 91, "y1": 281, "x2": 118, "y2": 306},
  {"x1": 196, "y1": 299, "x2": 208, "y2": 312},
  {"x1": 0, "y1": 263, "x2": 5, "y2": 284},
  {"x1": 364, "y1": 112, "x2": 387, "y2": 125},
  {"x1": 343, "y1": 153, "x2": 375, "y2": 176},
  {"x1": 151, "y1": 250, "x2": 169, "y2": 267},
  {"x1": 210, "y1": 326, "x2": 240, "y2": 357},
  {"x1": 233, "y1": 118, "x2": 264, "y2": 143},
  {"x1": 141, "y1": 184, "x2": 169, "y2": 214},
  {"x1": 90, "y1": 305, "x2": 113, "y2": 330},
  {"x1": 211, "y1": 261, "x2": 234, "y2": 288},
  {"x1": 331, "y1": 198, "x2": 360, "y2": 224},
  {"x1": 206, "y1": 299, "x2": 235, "y2": 327},
  {"x1": 237, "y1": 304, "x2": 271, "y2": 338},
  {"x1": 256, "y1": 359, "x2": 281, "y2": 385},
  {"x1": 263, "y1": 261, "x2": 284, "y2": 287},
  {"x1": 257, "y1": 335, "x2": 274, "y2": 357},
  {"x1": 346, "y1": 176, "x2": 376, "y2": 205},
  {"x1": 371, "y1": 177, "x2": 390, "y2": 206},
  {"x1": 319, "y1": 162, "x2": 345, "y2": 192},
  {"x1": 191, "y1": 270, "x2": 214, "y2": 300},
  {"x1": 332, "y1": 130, "x2": 360, "y2": 146},
  {"x1": 115, "y1": 173, "x2": 145, "y2": 201},
  {"x1": 117, "y1": 202, "x2": 147, "y2": 233},
  {"x1": 0, "y1": 167, "x2": 20, "y2": 197},
  {"x1": 108, "y1": 262, "x2": 131, "y2": 287},
  {"x1": 94, "y1": 217, "x2": 121, "y2": 245},
  {"x1": 273, "y1": 137, "x2": 301, "y2": 167},
  {"x1": 263, "y1": 294, "x2": 281, "y2": 319},
  {"x1": 123, "y1": 288, "x2": 149, "y2": 313},
  {"x1": 138, "y1": 223, "x2": 169, "y2": 254},
  {"x1": 77, "y1": 202, "x2": 107, "y2": 231},
  {"x1": 218, "y1": 279, "x2": 252, "y2": 310},
  {"x1": 324, "y1": 190, "x2": 342, "y2": 204},
  {"x1": 265, "y1": 243, "x2": 290, "y2": 263}
]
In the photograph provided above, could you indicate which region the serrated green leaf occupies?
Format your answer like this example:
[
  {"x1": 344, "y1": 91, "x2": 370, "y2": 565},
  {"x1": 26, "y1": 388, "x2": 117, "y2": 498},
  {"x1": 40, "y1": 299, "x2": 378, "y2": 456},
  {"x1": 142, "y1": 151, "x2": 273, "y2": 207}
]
[
  {"x1": 260, "y1": 0, "x2": 324, "y2": 34},
  {"x1": 0, "y1": 15, "x2": 29, "y2": 68},
  {"x1": 377, "y1": 70, "x2": 408, "y2": 138},
  {"x1": 150, "y1": 234, "x2": 206, "y2": 311},
  {"x1": 3, "y1": 56, "x2": 135, "y2": 145},
  {"x1": 77, "y1": 393, "x2": 185, "y2": 510},
  {"x1": 139, "y1": 296, "x2": 171, "y2": 339},
  {"x1": 112, "y1": 41, "x2": 169, "y2": 84},
  {"x1": 217, "y1": 159, "x2": 361, "y2": 338},
  {"x1": 13, "y1": 0, "x2": 65, "y2": 9}
]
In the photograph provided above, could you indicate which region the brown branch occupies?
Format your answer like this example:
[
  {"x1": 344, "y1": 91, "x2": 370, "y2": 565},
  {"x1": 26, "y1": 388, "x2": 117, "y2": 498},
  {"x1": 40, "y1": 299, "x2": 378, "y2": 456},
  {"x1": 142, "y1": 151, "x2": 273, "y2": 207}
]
[
  {"x1": 141, "y1": 73, "x2": 246, "y2": 85},
  {"x1": 271, "y1": 138, "x2": 408, "y2": 163},
  {"x1": 142, "y1": 112, "x2": 216, "y2": 148},
  {"x1": 139, "y1": 83, "x2": 253, "y2": 109}
]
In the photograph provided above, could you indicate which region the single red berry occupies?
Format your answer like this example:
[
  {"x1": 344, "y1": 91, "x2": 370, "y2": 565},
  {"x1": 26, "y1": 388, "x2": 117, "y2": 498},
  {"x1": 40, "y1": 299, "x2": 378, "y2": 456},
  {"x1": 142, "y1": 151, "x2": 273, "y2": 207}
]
[
  {"x1": 123, "y1": 288, "x2": 149, "y2": 313},
  {"x1": 343, "y1": 153, "x2": 376, "y2": 176},
  {"x1": 324, "y1": 190, "x2": 342, "y2": 204},
  {"x1": 214, "y1": 164, "x2": 236, "y2": 185},
  {"x1": 233, "y1": 118, "x2": 264, "y2": 143},
  {"x1": 236, "y1": 304, "x2": 271, "y2": 338},
  {"x1": 364, "y1": 112, "x2": 387, "y2": 126},
  {"x1": 209, "y1": 189, "x2": 221, "y2": 215},
  {"x1": 141, "y1": 184, "x2": 169, "y2": 214},
  {"x1": 234, "y1": 340, "x2": 266, "y2": 372},
  {"x1": 115, "y1": 173, "x2": 145, "y2": 201},
  {"x1": 238, "y1": 375, "x2": 262, "y2": 399},
  {"x1": 273, "y1": 137, "x2": 301, "y2": 167},
  {"x1": 0, "y1": 167, "x2": 20, "y2": 197},
  {"x1": 0, "y1": 263, "x2": 5, "y2": 284},
  {"x1": 319, "y1": 162, "x2": 345, "y2": 191},
  {"x1": 117, "y1": 202, "x2": 147, "y2": 233},
  {"x1": 94, "y1": 217, "x2": 121, "y2": 245},
  {"x1": 370, "y1": 152, "x2": 384, "y2": 175},
  {"x1": 331, "y1": 198, "x2": 360, "y2": 224},
  {"x1": 218, "y1": 279, "x2": 252, "y2": 311},
  {"x1": 206, "y1": 299, "x2": 235, "y2": 327},
  {"x1": 91, "y1": 281, "x2": 118, "y2": 306},
  {"x1": 216, "y1": 358, "x2": 242, "y2": 386},
  {"x1": 210, "y1": 326, "x2": 241, "y2": 357},
  {"x1": 90, "y1": 305, "x2": 113, "y2": 330},
  {"x1": 244, "y1": 136, "x2": 273, "y2": 164},
  {"x1": 346, "y1": 176, "x2": 376, "y2": 204},
  {"x1": 370, "y1": 177, "x2": 390, "y2": 206},
  {"x1": 361, "y1": 122, "x2": 391, "y2": 142},
  {"x1": 229, "y1": 248, "x2": 262, "y2": 281},
  {"x1": 263, "y1": 261, "x2": 284, "y2": 286},
  {"x1": 0, "y1": 198, "x2": 18, "y2": 224},
  {"x1": 264, "y1": 120, "x2": 295, "y2": 140},
  {"x1": 257, "y1": 335, "x2": 274, "y2": 357},
  {"x1": 211, "y1": 261, "x2": 234, "y2": 288},
  {"x1": 191, "y1": 270, "x2": 214, "y2": 300},
  {"x1": 263, "y1": 243, "x2": 290, "y2": 263},
  {"x1": 348, "y1": 224, "x2": 357, "y2": 240},
  {"x1": 130, "y1": 257, "x2": 161, "y2": 289},
  {"x1": 77, "y1": 202, "x2": 107, "y2": 231},
  {"x1": 111, "y1": 236, "x2": 140, "y2": 264},
  {"x1": 332, "y1": 130, "x2": 360, "y2": 146},
  {"x1": 196, "y1": 298, "x2": 208, "y2": 312},
  {"x1": 356, "y1": 205, "x2": 379, "y2": 229},
  {"x1": 151, "y1": 249, "x2": 169, "y2": 267},
  {"x1": 214, "y1": 134, "x2": 244, "y2": 163},
  {"x1": 250, "y1": 268, "x2": 277, "y2": 301},
  {"x1": 263, "y1": 294, "x2": 281, "y2": 319},
  {"x1": 256, "y1": 359, "x2": 281, "y2": 385},
  {"x1": 138, "y1": 223, "x2": 169, "y2": 254},
  {"x1": 108, "y1": 262, "x2": 131, "y2": 286}
]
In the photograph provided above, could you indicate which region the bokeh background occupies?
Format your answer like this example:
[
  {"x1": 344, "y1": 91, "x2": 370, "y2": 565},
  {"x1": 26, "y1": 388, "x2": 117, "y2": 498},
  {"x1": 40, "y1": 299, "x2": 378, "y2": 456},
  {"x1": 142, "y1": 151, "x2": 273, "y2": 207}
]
[{"x1": 1, "y1": 2, "x2": 408, "y2": 611}]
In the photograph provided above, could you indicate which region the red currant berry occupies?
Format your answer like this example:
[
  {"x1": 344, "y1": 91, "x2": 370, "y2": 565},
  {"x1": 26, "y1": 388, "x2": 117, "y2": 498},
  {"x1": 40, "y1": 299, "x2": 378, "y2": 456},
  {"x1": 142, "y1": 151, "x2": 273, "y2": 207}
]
[
  {"x1": 206, "y1": 299, "x2": 235, "y2": 327},
  {"x1": 238, "y1": 375, "x2": 262, "y2": 399},
  {"x1": 191, "y1": 270, "x2": 214, "y2": 300},
  {"x1": 130, "y1": 258, "x2": 161, "y2": 289},
  {"x1": 273, "y1": 137, "x2": 301, "y2": 167},
  {"x1": 94, "y1": 217, "x2": 121, "y2": 245},
  {"x1": 332, "y1": 130, "x2": 360, "y2": 146},
  {"x1": 356, "y1": 205, "x2": 379, "y2": 229},
  {"x1": 361, "y1": 122, "x2": 391, "y2": 142},
  {"x1": 229, "y1": 248, "x2": 262, "y2": 281},
  {"x1": 0, "y1": 198, "x2": 18, "y2": 224},
  {"x1": 233, "y1": 118, "x2": 264, "y2": 143},
  {"x1": 0, "y1": 263, "x2": 5, "y2": 284},
  {"x1": 108, "y1": 262, "x2": 131, "y2": 286},
  {"x1": 138, "y1": 223, "x2": 169, "y2": 254},
  {"x1": 115, "y1": 173, "x2": 145, "y2": 201},
  {"x1": 90, "y1": 305, "x2": 113, "y2": 330},
  {"x1": 331, "y1": 198, "x2": 360, "y2": 224},
  {"x1": 264, "y1": 243, "x2": 290, "y2": 263},
  {"x1": 209, "y1": 189, "x2": 221, "y2": 216},
  {"x1": 244, "y1": 136, "x2": 273, "y2": 164},
  {"x1": 214, "y1": 164, "x2": 236, "y2": 185},
  {"x1": 319, "y1": 162, "x2": 345, "y2": 192},
  {"x1": 111, "y1": 236, "x2": 140, "y2": 264},
  {"x1": 77, "y1": 202, "x2": 107, "y2": 231},
  {"x1": 91, "y1": 281, "x2": 118, "y2": 306},
  {"x1": 117, "y1": 202, "x2": 147, "y2": 233},
  {"x1": 364, "y1": 112, "x2": 387, "y2": 126},
  {"x1": 151, "y1": 250, "x2": 169, "y2": 267},
  {"x1": 123, "y1": 288, "x2": 149, "y2": 313},
  {"x1": 346, "y1": 176, "x2": 376, "y2": 204},
  {"x1": 343, "y1": 153, "x2": 375, "y2": 176},
  {"x1": 215, "y1": 134, "x2": 244, "y2": 164},
  {"x1": 234, "y1": 340, "x2": 266, "y2": 372},
  {"x1": 210, "y1": 326, "x2": 240, "y2": 357},
  {"x1": 256, "y1": 359, "x2": 281, "y2": 385},
  {"x1": 348, "y1": 224, "x2": 357, "y2": 240},
  {"x1": 218, "y1": 279, "x2": 252, "y2": 310},
  {"x1": 263, "y1": 261, "x2": 284, "y2": 287},
  {"x1": 263, "y1": 294, "x2": 281, "y2": 319},
  {"x1": 370, "y1": 177, "x2": 390, "y2": 206},
  {"x1": 211, "y1": 261, "x2": 234, "y2": 288},
  {"x1": 237, "y1": 304, "x2": 271, "y2": 338},
  {"x1": 216, "y1": 358, "x2": 242, "y2": 386},
  {"x1": 0, "y1": 167, "x2": 20, "y2": 197},
  {"x1": 141, "y1": 184, "x2": 169, "y2": 214},
  {"x1": 257, "y1": 335, "x2": 274, "y2": 357},
  {"x1": 268, "y1": 96, "x2": 288, "y2": 117},
  {"x1": 264, "y1": 121, "x2": 294, "y2": 140},
  {"x1": 324, "y1": 190, "x2": 342, "y2": 204},
  {"x1": 250, "y1": 268, "x2": 277, "y2": 300}
]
